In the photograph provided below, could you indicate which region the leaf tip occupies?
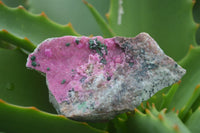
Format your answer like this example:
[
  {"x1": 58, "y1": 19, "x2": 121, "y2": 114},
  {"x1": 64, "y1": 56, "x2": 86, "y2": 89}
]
[
  {"x1": 162, "y1": 108, "x2": 167, "y2": 113},
  {"x1": 173, "y1": 124, "x2": 179, "y2": 132},
  {"x1": 82, "y1": 0, "x2": 92, "y2": 7},
  {"x1": 172, "y1": 107, "x2": 176, "y2": 112},
  {"x1": 145, "y1": 109, "x2": 151, "y2": 114},
  {"x1": 177, "y1": 80, "x2": 181, "y2": 85},
  {"x1": 82, "y1": 0, "x2": 88, "y2": 5},
  {"x1": 152, "y1": 103, "x2": 155, "y2": 108},
  {"x1": 146, "y1": 102, "x2": 150, "y2": 108},
  {"x1": 176, "y1": 109, "x2": 179, "y2": 115},
  {"x1": 158, "y1": 114, "x2": 164, "y2": 121},
  {"x1": 105, "y1": 13, "x2": 110, "y2": 20}
]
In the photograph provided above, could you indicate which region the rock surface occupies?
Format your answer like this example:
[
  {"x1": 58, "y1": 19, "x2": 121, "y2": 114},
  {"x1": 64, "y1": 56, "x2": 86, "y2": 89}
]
[{"x1": 26, "y1": 33, "x2": 186, "y2": 121}]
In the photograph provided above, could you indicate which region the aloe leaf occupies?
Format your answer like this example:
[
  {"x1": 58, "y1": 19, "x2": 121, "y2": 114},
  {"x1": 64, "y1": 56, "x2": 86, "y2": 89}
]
[
  {"x1": 2, "y1": 0, "x2": 29, "y2": 9},
  {"x1": 28, "y1": 0, "x2": 109, "y2": 36},
  {"x1": 127, "y1": 105, "x2": 191, "y2": 133},
  {"x1": 0, "y1": 29, "x2": 35, "y2": 52},
  {"x1": 0, "y1": 47, "x2": 56, "y2": 113},
  {"x1": 159, "y1": 82, "x2": 180, "y2": 110},
  {"x1": 179, "y1": 85, "x2": 200, "y2": 120},
  {"x1": 83, "y1": 0, "x2": 115, "y2": 38},
  {"x1": 108, "y1": 0, "x2": 197, "y2": 60},
  {"x1": 169, "y1": 46, "x2": 200, "y2": 110},
  {"x1": 0, "y1": 2, "x2": 78, "y2": 46},
  {"x1": 193, "y1": 0, "x2": 200, "y2": 44},
  {"x1": 0, "y1": 40, "x2": 15, "y2": 49},
  {"x1": 185, "y1": 107, "x2": 200, "y2": 133},
  {"x1": 0, "y1": 99, "x2": 105, "y2": 133}
]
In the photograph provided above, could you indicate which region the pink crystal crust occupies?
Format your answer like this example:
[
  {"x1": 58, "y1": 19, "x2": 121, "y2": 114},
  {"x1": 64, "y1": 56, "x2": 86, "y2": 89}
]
[{"x1": 26, "y1": 36, "x2": 125, "y2": 103}]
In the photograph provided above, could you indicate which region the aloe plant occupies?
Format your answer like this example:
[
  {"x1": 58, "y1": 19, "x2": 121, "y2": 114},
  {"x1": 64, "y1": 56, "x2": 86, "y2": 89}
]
[{"x1": 0, "y1": 0, "x2": 200, "y2": 132}]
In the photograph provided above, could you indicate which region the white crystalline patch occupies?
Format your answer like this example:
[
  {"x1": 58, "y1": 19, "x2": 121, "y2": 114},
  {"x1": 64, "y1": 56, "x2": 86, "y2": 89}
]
[{"x1": 117, "y1": 0, "x2": 124, "y2": 25}]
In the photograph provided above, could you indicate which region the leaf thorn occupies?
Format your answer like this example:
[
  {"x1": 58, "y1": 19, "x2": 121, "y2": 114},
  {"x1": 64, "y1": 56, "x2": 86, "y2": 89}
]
[
  {"x1": 105, "y1": 13, "x2": 110, "y2": 20},
  {"x1": 2, "y1": 29, "x2": 8, "y2": 33},
  {"x1": 29, "y1": 106, "x2": 39, "y2": 111},
  {"x1": 0, "y1": 99, "x2": 5, "y2": 103},
  {"x1": 40, "y1": 11, "x2": 47, "y2": 17},
  {"x1": 173, "y1": 124, "x2": 179, "y2": 132},
  {"x1": 158, "y1": 114, "x2": 164, "y2": 121},
  {"x1": 18, "y1": 5, "x2": 25, "y2": 10}
]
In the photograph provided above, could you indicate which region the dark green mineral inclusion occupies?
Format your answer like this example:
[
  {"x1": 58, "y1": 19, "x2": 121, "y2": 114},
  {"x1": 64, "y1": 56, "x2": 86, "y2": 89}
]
[
  {"x1": 31, "y1": 61, "x2": 37, "y2": 67},
  {"x1": 66, "y1": 43, "x2": 70, "y2": 47},
  {"x1": 47, "y1": 67, "x2": 50, "y2": 71},
  {"x1": 31, "y1": 55, "x2": 36, "y2": 61},
  {"x1": 107, "y1": 76, "x2": 111, "y2": 81},
  {"x1": 75, "y1": 39, "x2": 80, "y2": 44},
  {"x1": 129, "y1": 62, "x2": 134, "y2": 67},
  {"x1": 100, "y1": 58, "x2": 107, "y2": 65},
  {"x1": 61, "y1": 79, "x2": 66, "y2": 84}
]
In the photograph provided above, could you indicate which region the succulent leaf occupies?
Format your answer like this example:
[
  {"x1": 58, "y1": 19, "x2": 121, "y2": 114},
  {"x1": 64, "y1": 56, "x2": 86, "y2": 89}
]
[
  {"x1": 159, "y1": 82, "x2": 180, "y2": 110},
  {"x1": 108, "y1": 0, "x2": 197, "y2": 60},
  {"x1": 0, "y1": 29, "x2": 36, "y2": 52},
  {"x1": 126, "y1": 104, "x2": 190, "y2": 133},
  {"x1": 28, "y1": 0, "x2": 109, "y2": 36},
  {"x1": 2, "y1": 0, "x2": 29, "y2": 9},
  {"x1": 185, "y1": 107, "x2": 200, "y2": 133},
  {"x1": 193, "y1": 0, "x2": 200, "y2": 44},
  {"x1": 83, "y1": 0, "x2": 115, "y2": 38},
  {"x1": 0, "y1": 47, "x2": 55, "y2": 113},
  {"x1": 178, "y1": 85, "x2": 200, "y2": 120},
  {"x1": 0, "y1": 99, "x2": 105, "y2": 133},
  {"x1": 168, "y1": 46, "x2": 200, "y2": 110},
  {"x1": 0, "y1": 2, "x2": 78, "y2": 47}
]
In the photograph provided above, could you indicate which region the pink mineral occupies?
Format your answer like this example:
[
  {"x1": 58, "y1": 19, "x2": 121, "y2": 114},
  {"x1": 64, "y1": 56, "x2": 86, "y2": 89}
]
[{"x1": 26, "y1": 33, "x2": 186, "y2": 121}]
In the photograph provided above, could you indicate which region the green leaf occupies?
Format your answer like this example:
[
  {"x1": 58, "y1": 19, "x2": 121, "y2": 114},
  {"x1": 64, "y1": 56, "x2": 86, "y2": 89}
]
[
  {"x1": 0, "y1": 48, "x2": 55, "y2": 113},
  {"x1": 83, "y1": 0, "x2": 115, "y2": 38},
  {"x1": 108, "y1": 0, "x2": 197, "y2": 60},
  {"x1": 169, "y1": 46, "x2": 200, "y2": 110},
  {"x1": 0, "y1": 29, "x2": 36, "y2": 52},
  {"x1": 1, "y1": 0, "x2": 29, "y2": 9},
  {"x1": 193, "y1": 0, "x2": 200, "y2": 44},
  {"x1": 185, "y1": 107, "x2": 200, "y2": 133},
  {"x1": 0, "y1": 2, "x2": 78, "y2": 46},
  {"x1": 0, "y1": 99, "x2": 105, "y2": 133},
  {"x1": 159, "y1": 83, "x2": 180, "y2": 110},
  {"x1": 28, "y1": 0, "x2": 110, "y2": 36},
  {"x1": 178, "y1": 85, "x2": 200, "y2": 120},
  {"x1": 127, "y1": 105, "x2": 190, "y2": 133}
]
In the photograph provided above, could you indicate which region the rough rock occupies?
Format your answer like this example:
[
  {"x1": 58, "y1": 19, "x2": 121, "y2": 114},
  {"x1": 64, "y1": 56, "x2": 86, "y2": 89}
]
[{"x1": 26, "y1": 33, "x2": 186, "y2": 121}]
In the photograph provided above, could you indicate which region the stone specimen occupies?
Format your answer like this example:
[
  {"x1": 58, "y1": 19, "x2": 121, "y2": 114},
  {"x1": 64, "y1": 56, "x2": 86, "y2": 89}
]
[{"x1": 26, "y1": 33, "x2": 186, "y2": 121}]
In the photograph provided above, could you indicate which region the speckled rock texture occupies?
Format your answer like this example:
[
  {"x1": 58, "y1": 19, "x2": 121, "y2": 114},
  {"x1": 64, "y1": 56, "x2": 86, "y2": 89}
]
[{"x1": 26, "y1": 33, "x2": 186, "y2": 121}]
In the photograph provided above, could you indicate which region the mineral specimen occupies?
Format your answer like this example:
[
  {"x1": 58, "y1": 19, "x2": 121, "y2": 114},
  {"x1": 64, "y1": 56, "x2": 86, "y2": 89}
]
[{"x1": 26, "y1": 33, "x2": 186, "y2": 121}]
